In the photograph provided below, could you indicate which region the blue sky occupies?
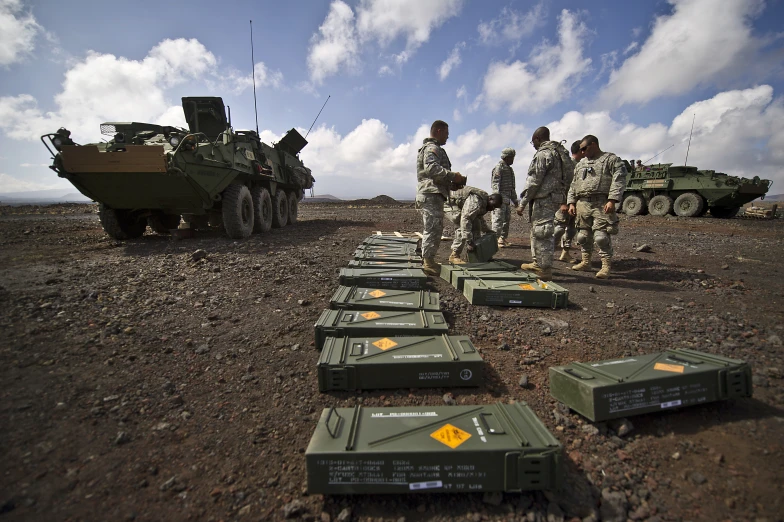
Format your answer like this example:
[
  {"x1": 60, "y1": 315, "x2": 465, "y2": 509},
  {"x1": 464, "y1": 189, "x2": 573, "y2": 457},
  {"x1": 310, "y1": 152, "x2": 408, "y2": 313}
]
[{"x1": 1, "y1": 0, "x2": 783, "y2": 199}]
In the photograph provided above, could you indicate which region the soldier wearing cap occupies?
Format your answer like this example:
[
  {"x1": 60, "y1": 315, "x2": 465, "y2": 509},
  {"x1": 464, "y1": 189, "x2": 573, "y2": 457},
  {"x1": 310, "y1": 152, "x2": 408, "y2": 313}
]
[{"x1": 491, "y1": 148, "x2": 518, "y2": 247}]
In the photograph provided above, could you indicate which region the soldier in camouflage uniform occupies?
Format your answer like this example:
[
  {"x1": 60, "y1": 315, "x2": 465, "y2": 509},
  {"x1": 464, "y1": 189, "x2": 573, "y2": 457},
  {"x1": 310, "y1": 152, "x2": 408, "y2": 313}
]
[
  {"x1": 553, "y1": 140, "x2": 583, "y2": 263},
  {"x1": 416, "y1": 120, "x2": 466, "y2": 276},
  {"x1": 567, "y1": 135, "x2": 627, "y2": 279},
  {"x1": 491, "y1": 148, "x2": 518, "y2": 247},
  {"x1": 445, "y1": 187, "x2": 503, "y2": 264},
  {"x1": 517, "y1": 127, "x2": 570, "y2": 280}
]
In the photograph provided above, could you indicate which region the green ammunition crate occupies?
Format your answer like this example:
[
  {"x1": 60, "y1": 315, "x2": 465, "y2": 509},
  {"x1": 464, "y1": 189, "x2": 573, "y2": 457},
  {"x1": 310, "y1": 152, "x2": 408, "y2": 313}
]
[
  {"x1": 305, "y1": 402, "x2": 562, "y2": 494},
  {"x1": 353, "y1": 250, "x2": 423, "y2": 263},
  {"x1": 439, "y1": 261, "x2": 518, "y2": 282},
  {"x1": 317, "y1": 334, "x2": 483, "y2": 391},
  {"x1": 549, "y1": 348, "x2": 752, "y2": 422},
  {"x1": 339, "y1": 268, "x2": 427, "y2": 290},
  {"x1": 367, "y1": 232, "x2": 421, "y2": 240},
  {"x1": 451, "y1": 269, "x2": 538, "y2": 292},
  {"x1": 467, "y1": 232, "x2": 498, "y2": 263},
  {"x1": 348, "y1": 260, "x2": 421, "y2": 269},
  {"x1": 314, "y1": 309, "x2": 449, "y2": 350},
  {"x1": 330, "y1": 286, "x2": 440, "y2": 312},
  {"x1": 355, "y1": 243, "x2": 420, "y2": 255},
  {"x1": 463, "y1": 279, "x2": 568, "y2": 308},
  {"x1": 363, "y1": 236, "x2": 421, "y2": 247}
]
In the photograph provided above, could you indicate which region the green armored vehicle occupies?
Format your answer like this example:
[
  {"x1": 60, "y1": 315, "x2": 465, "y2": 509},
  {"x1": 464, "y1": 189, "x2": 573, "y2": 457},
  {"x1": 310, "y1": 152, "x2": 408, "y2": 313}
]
[
  {"x1": 620, "y1": 163, "x2": 771, "y2": 218},
  {"x1": 41, "y1": 97, "x2": 314, "y2": 239}
]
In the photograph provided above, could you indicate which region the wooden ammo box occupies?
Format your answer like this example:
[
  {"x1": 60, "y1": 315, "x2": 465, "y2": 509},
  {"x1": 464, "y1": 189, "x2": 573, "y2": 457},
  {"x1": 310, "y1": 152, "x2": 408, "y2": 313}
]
[
  {"x1": 305, "y1": 402, "x2": 562, "y2": 494},
  {"x1": 330, "y1": 286, "x2": 440, "y2": 312},
  {"x1": 339, "y1": 268, "x2": 427, "y2": 290},
  {"x1": 450, "y1": 269, "x2": 538, "y2": 292},
  {"x1": 317, "y1": 334, "x2": 483, "y2": 391},
  {"x1": 549, "y1": 349, "x2": 752, "y2": 422},
  {"x1": 348, "y1": 260, "x2": 421, "y2": 269},
  {"x1": 467, "y1": 232, "x2": 498, "y2": 263},
  {"x1": 314, "y1": 309, "x2": 449, "y2": 350},
  {"x1": 439, "y1": 261, "x2": 518, "y2": 282},
  {"x1": 463, "y1": 279, "x2": 568, "y2": 308}
]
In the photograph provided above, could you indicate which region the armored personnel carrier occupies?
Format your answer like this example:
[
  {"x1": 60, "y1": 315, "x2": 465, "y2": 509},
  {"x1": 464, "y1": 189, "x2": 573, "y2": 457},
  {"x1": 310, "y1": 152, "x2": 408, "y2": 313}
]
[
  {"x1": 620, "y1": 163, "x2": 770, "y2": 218},
  {"x1": 41, "y1": 97, "x2": 314, "y2": 239}
]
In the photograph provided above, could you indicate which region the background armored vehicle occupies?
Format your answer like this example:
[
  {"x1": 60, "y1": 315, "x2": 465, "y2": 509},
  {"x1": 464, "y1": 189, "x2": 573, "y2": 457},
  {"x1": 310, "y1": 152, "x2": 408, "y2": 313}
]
[
  {"x1": 41, "y1": 97, "x2": 314, "y2": 239},
  {"x1": 620, "y1": 162, "x2": 771, "y2": 218}
]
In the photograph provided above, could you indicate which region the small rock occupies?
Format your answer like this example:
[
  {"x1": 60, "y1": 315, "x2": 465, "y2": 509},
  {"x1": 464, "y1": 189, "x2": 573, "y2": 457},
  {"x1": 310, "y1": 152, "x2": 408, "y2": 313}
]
[
  {"x1": 195, "y1": 344, "x2": 210, "y2": 354},
  {"x1": 580, "y1": 424, "x2": 599, "y2": 436},
  {"x1": 519, "y1": 375, "x2": 529, "y2": 388},
  {"x1": 336, "y1": 507, "x2": 352, "y2": 522},
  {"x1": 606, "y1": 302, "x2": 615, "y2": 308},
  {"x1": 291, "y1": 344, "x2": 300, "y2": 352},
  {"x1": 282, "y1": 500, "x2": 307, "y2": 519},
  {"x1": 191, "y1": 249, "x2": 208, "y2": 262},
  {"x1": 714, "y1": 453, "x2": 724, "y2": 464},
  {"x1": 609, "y1": 418, "x2": 634, "y2": 437},
  {"x1": 767, "y1": 334, "x2": 782, "y2": 347},
  {"x1": 298, "y1": 299, "x2": 310, "y2": 306},
  {"x1": 636, "y1": 244, "x2": 652, "y2": 253},
  {"x1": 671, "y1": 452, "x2": 681, "y2": 460},
  {"x1": 589, "y1": 286, "x2": 596, "y2": 293},
  {"x1": 752, "y1": 375, "x2": 769, "y2": 388},
  {"x1": 169, "y1": 395, "x2": 184, "y2": 407},
  {"x1": 498, "y1": 343, "x2": 511, "y2": 351},
  {"x1": 690, "y1": 472, "x2": 707, "y2": 485},
  {"x1": 238, "y1": 505, "x2": 251, "y2": 516},
  {"x1": 600, "y1": 489, "x2": 629, "y2": 522},
  {"x1": 443, "y1": 393, "x2": 456, "y2": 405},
  {"x1": 721, "y1": 264, "x2": 730, "y2": 270},
  {"x1": 115, "y1": 431, "x2": 131, "y2": 445},
  {"x1": 159, "y1": 476, "x2": 177, "y2": 492},
  {"x1": 482, "y1": 491, "x2": 503, "y2": 506}
]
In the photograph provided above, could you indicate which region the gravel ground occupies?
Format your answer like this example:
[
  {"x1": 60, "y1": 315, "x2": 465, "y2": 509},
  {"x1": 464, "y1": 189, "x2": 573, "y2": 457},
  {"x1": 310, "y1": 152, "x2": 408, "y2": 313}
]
[{"x1": 0, "y1": 203, "x2": 782, "y2": 522}]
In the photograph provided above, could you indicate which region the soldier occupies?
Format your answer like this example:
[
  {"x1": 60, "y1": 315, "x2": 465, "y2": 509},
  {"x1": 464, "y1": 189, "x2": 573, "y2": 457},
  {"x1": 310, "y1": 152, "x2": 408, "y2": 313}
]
[
  {"x1": 416, "y1": 120, "x2": 467, "y2": 276},
  {"x1": 445, "y1": 187, "x2": 503, "y2": 264},
  {"x1": 491, "y1": 148, "x2": 518, "y2": 247},
  {"x1": 553, "y1": 141, "x2": 583, "y2": 263},
  {"x1": 517, "y1": 127, "x2": 573, "y2": 280},
  {"x1": 567, "y1": 134, "x2": 627, "y2": 279}
]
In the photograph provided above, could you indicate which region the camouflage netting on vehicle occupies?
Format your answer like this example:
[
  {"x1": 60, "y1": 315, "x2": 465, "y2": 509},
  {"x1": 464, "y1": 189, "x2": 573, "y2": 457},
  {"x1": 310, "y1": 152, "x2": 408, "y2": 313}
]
[{"x1": 293, "y1": 166, "x2": 314, "y2": 189}]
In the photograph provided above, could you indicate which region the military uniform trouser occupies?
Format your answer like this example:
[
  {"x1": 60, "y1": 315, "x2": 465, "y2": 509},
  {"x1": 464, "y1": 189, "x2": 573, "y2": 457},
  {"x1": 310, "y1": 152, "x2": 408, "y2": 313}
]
[
  {"x1": 415, "y1": 193, "x2": 445, "y2": 259},
  {"x1": 450, "y1": 216, "x2": 483, "y2": 256},
  {"x1": 554, "y1": 208, "x2": 576, "y2": 248},
  {"x1": 574, "y1": 196, "x2": 620, "y2": 259},
  {"x1": 529, "y1": 195, "x2": 558, "y2": 270},
  {"x1": 491, "y1": 201, "x2": 512, "y2": 239}
]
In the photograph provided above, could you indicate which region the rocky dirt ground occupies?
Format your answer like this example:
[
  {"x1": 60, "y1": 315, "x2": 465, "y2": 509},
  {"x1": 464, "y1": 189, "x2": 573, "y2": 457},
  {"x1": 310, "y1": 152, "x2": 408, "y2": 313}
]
[{"x1": 0, "y1": 202, "x2": 782, "y2": 522}]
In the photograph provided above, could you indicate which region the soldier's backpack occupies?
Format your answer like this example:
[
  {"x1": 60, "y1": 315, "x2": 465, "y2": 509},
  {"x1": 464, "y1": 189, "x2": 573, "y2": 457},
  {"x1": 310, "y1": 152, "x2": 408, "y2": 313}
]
[{"x1": 540, "y1": 140, "x2": 576, "y2": 191}]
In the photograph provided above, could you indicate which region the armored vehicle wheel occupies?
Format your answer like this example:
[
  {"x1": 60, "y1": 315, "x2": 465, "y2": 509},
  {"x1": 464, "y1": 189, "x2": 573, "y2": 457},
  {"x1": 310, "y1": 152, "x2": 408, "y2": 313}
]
[
  {"x1": 647, "y1": 195, "x2": 673, "y2": 216},
  {"x1": 673, "y1": 192, "x2": 704, "y2": 217},
  {"x1": 710, "y1": 206, "x2": 740, "y2": 219},
  {"x1": 251, "y1": 187, "x2": 273, "y2": 233},
  {"x1": 287, "y1": 191, "x2": 299, "y2": 224},
  {"x1": 272, "y1": 189, "x2": 289, "y2": 228},
  {"x1": 222, "y1": 184, "x2": 254, "y2": 239},
  {"x1": 622, "y1": 195, "x2": 646, "y2": 216},
  {"x1": 99, "y1": 204, "x2": 146, "y2": 240},
  {"x1": 147, "y1": 213, "x2": 181, "y2": 234}
]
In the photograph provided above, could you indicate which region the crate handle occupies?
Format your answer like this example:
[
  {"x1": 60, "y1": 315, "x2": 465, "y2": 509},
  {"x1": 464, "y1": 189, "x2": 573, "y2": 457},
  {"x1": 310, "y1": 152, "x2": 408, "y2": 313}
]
[
  {"x1": 345, "y1": 405, "x2": 362, "y2": 451},
  {"x1": 479, "y1": 413, "x2": 505, "y2": 435},
  {"x1": 325, "y1": 407, "x2": 343, "y2": 438},
  {"x1": 666, "y1": 354, "x2": 703, "y2": 365},
  {"x1": 564, "y1": 368, "x2": 594, "y2": 380}
]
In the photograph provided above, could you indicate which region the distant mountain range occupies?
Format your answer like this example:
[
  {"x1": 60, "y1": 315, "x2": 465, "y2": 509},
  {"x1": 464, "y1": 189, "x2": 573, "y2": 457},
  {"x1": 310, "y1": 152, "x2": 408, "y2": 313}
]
[{"x1": 0, "y1": 189, "x2": 92, "y2": 204}]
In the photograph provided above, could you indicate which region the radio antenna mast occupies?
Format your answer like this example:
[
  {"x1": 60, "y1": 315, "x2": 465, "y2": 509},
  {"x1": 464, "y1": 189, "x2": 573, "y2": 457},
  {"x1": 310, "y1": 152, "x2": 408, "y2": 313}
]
[
  {"x1": 684, "y1": 113, "x2": 695, "y2": 166},
  {"x1": 305, "y1": 95, "x2": 330, "y2": 139},
  {"x1": 643, "y1": 144, "x2": 675, "y2": 165},
  {"x1": 250, "y1": 20, "x2": 259, "y2": 135}
]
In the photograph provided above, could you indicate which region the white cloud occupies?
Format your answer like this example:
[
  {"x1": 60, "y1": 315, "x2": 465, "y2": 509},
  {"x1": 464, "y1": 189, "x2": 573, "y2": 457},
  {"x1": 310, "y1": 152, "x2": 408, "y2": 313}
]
[
  {"x1": 0, "y1": 172, "x2": 64, "y2": 192},
  {"x1": 307, "y1": 0, "x2": 359, "y2": 84},
  {"x1": 598, "y1": 0, "x2": 765, "y2": 107},
  {"x1": 477, "y1": 2, "x2": 546, "y2": 46},
  {"x1": 438, "y1": 42, "x2": 465, "y2": 81},
  {"x1": 456, "y1": 85, "x2": 467, "y2": 99},
  {"x1": 378, "y1": 65, "x2": 394, "y2": 77},
  {"x1": 0, "y1": 38, "x2": 218, "y2": 143},
  {"x1": 479, "y1": 9, "x2": 591, "y2": 113},
  {"x1": 452, "y1": 109, "x2": 462, "y2": 122},
  {"x1": 219, "y1": 62, "x2": 284, "y2": 94},
  {"x1": 297, "y1": 81, "x2": 320, "y2": 97},
  {"x1": 18, "y1": 162, "x2": 48, "y2": 168},
  {"x1": 356, "y1": 0, "x2": 463, "y2": 50},
  {"x1": 0, "y1": 0, "x2": 40, "y2": 66},
  {"x1": 623, "y1": 41, "x2": 638, "y2": 55}
]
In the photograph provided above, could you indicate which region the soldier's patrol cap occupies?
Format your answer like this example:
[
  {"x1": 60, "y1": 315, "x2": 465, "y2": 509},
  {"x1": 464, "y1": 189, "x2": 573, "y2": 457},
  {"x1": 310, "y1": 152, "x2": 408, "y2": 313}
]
[{"x1": 501, "y1": 148, "x2": 516, "y2": 158}]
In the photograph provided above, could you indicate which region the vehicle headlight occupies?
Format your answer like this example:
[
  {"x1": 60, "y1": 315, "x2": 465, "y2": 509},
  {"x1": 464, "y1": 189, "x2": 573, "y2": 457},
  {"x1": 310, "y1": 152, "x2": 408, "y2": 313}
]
[
  {"x1": 115, "y1": 132, "x2": 125, "y2": 143},
  {"x1": 169, "y1": 135, "x2": 180, "y2": 147}
]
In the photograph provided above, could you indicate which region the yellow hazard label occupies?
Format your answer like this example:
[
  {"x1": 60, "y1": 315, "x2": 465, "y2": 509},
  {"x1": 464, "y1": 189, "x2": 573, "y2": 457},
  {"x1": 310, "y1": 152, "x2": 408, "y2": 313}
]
[
  {"x1": 372, "y1": 338, "x2": 398, "y2": 350},
  {"x1": 361, "y1": 311, "x2": 382, "y2": 320},
  {"x1": 654, "y1": 362, "x2": 685, "y2": 373},
  {"x1": 430, "y1": 424, "x2": 471, "y2": 449},
  {"x1": 368, "y1": 290, "x2": 387, "y2": 298},
  {"x1": 518, "y1": 283, "x2": 535, "y2": 290}
]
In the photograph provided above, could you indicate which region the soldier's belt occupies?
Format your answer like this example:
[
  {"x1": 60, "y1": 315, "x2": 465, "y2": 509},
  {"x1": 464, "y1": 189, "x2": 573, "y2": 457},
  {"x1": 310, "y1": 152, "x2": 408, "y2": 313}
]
[{"x1": 577, "y1": 194, "x2": 608, "y2": 203}]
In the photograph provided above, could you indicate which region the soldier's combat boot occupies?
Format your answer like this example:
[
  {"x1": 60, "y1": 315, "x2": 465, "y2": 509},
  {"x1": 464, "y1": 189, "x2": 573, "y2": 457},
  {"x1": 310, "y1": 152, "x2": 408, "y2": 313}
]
[
  {"x1": 595, "y1": 258, "x2": 612, "y2": 279},
  {"x1": 571, "y1": 252, "x2": 592, "y2": 271},
  {"x1": 422, "y1": 257, "x2": 441, "y2": 277},
  {"x1": 448, "y1": 251, "x2": 465, "y2": 264},
  {"x1": 520, "y1": 262, "x2": 552, "y2": 280},
  {"x1": 559, "y1": 249, "x2": 574, "y2": 263}
]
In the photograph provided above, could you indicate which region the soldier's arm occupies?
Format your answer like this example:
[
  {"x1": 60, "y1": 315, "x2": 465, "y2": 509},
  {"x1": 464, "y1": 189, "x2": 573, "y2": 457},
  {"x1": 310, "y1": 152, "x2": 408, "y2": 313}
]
[
  {"x1": 521, "y1": 153, "x2": 549, "y2": 202},
  {"x1": 567, "y1": 174, "x2": 577, "y2": 205},
  {"x1": 490, "y1": 165, "x2": 501, "y2": 193},
  {"x1": 423, "y1": 146, "x2": 456, "y2": 184},
  {"x1": 607, "y1": 156, "x2": 627, "y2": 202},
  {"x1": 461, "y1": 195, "x2": 483, "y2": 245}
]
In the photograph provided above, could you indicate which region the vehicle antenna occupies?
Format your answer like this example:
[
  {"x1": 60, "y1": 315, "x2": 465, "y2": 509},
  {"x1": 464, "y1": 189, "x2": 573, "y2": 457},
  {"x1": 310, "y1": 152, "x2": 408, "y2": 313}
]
[
  {"x1": 250, "y1": 20, "x2": 259, "y2": 135},
  {"x1": 305, "y1": 95, "x2": 330, "y2": 139},
  {"x1": 684, "y1": 113, "x2": 695, "y2": 166},
  {"x1": 643, "y1": 144, "x2": 675, "y2": 165}
]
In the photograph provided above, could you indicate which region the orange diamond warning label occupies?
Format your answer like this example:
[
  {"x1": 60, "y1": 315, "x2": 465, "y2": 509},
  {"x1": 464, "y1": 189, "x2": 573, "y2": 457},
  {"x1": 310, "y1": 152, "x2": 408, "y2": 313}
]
[
  {"x1": 430, "y1": 424, "x2": 471, "y2": 449},
  {"x1": 654, "y1": 362, "x2": 685, "y2": 373},
  {"x1": 372, "y1": 338, "x2": 398, "y2": 350},
  {"x1": 361, "y1": 311, "x2": 382, "y2": 320},
  {"x1": 518, "y1": 283, "x2": 535, "y2": 290},
  {"x1": 368, "y1": 290, "x2": 387, "y2": 298}
]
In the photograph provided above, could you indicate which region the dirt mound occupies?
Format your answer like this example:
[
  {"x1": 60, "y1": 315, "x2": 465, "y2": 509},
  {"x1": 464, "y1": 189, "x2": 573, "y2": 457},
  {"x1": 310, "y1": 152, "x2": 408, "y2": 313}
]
[{"x1": 347, "y1": 194, "x2": 402, "y2": 205}]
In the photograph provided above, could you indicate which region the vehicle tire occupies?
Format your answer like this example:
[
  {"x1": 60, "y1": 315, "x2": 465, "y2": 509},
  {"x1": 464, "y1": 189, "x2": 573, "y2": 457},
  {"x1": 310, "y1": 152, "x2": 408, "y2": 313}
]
[
  {"x1": 222, "y1": 184, "x2": 254, "y2": 239},
  {"x1": 622, "y1": 194, "x2": 646, "y2": 216},
  {"x1": 673, "y1": 192, "x2": 704, "y2": 217},
  {"x1": 647, "y1": 194, "x2": 673, "y2": 216},
  {"x1": 710, "y1": 206, "x2": 740, "y2": 219},
  {"x1": 272, "y1": 189, "x2": 288, "y2": 228},
  {"x1": 147, "y1": 213, "x2": 181, "y2": 234},
  {"x1": 287, "y1": 191, "x2": 299, "y2": 224},
  {"x1": 252, "y1": 186, "x2": 273, "y2": 233},
  {"x1": 99, "y1": 204, "x2": 145, "y2": 239}
]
